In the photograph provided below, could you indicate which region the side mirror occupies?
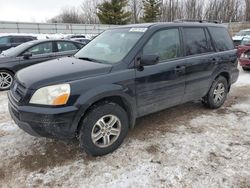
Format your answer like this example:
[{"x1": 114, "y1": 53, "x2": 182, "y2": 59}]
[
  {"x1": 140, "y1": 55, "x2": 159, "y2": 66},
  {"x1": 23, "y1": 52, "x2": 32, "y2": 59}
]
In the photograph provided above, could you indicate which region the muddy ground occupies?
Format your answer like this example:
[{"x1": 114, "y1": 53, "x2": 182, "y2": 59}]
[{"x1": 0, "y1": 70, "x2": 250, "y2": 188}]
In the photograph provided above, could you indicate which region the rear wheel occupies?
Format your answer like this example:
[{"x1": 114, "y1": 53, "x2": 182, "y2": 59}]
[
  {"x1": 0, "y1": 70, "x2": 14, "y2": 91},
  {"x1": 79, "y1": 102, "x2": 129, "y2": 156},
  {"x1": 202, "y1": 76, "x2": 228, "y2": 109}
]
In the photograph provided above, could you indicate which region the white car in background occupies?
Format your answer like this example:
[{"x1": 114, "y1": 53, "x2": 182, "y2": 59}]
[{"x1": 232, "y1": 29, "x2": 250, "y2": 47}]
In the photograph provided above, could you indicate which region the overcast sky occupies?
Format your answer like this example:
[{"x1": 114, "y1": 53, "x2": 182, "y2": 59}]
[{"x1": 0, "y1": 0, "x2": 83, "y2": 22}]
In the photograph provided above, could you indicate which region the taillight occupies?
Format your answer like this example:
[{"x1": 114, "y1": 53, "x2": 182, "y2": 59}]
[{"x1": 241, "y1": 53, "x2": 250, "y2": 58}]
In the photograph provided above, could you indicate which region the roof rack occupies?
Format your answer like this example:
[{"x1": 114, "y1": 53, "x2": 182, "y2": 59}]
[{"x1": 174, "y1": 19, "x2": 221, "y2": 24}]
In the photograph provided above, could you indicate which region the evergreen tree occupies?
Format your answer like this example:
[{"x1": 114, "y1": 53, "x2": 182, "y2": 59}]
[
  {"x1": 142, "y1": 0, "x2": 161, "y2": 22},
  {"x1": 97, "y1": 0, "x2": 131, "y2": 25}
]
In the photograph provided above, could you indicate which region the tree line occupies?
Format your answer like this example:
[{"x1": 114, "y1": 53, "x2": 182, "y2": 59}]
[{"x1": 48, "y1": 0, "x2": 250, "y2": 24}]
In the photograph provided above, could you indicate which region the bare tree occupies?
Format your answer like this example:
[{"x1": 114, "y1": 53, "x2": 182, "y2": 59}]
[
  {"x1": 81, "y1": 0, "x2": 104, "y2": 24},
  {"x1": 48, "y1": 7, "x2": 82, "y2": 23},
  {"x1": 183, "y1": 0, "x2": 204, "y2": 20},
  {"x1": 204, "y1": 0, "x2": 243, "y2": 22},
  {"x1": 245, "y1": 0, "x2": 250, "y2": 21},
  {"x1": 161, "y1": 0, "x2": 185, "y2": 21},
  {"x1": 129, "y1": 0, "x2": 143, "y2": 23},
  {"x1": 47, "y1": 0, "x2": 247, "y2": 24}
]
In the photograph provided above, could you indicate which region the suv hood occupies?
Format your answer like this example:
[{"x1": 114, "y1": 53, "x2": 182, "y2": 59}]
[{"x1": 16, "y1": 57, "x2": 112, "y2": 89}]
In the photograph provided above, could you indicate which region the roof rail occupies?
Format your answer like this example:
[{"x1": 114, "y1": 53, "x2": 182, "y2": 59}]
[{"x1": 174, "y1": 19, "x2": 221, "y2": 24}]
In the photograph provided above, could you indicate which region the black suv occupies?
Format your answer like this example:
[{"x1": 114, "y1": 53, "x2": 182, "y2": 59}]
[
  {"x1": 0, "y1": 35, "x2": 37, "y2": 53},
  {"x1": 8, "y1": 22, "x2": 239, "y2": 156}
]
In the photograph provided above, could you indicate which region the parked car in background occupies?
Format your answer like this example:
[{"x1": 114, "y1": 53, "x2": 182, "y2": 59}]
[
  {"x1": 0, "y1": 39, "x2": 84, "y2": 90},
  {"x1": 232, "y1": 29, "x2": 250, "y2": 47},
  {"x1": 237, "y1": 37, "x2": 250, "y2": 56},
  {"x1": 71, "y1": 38, "x2": 91, "y2": 45},
  {"x1": 237, "y1": 37, "x2": 250, "y2": 70},
  {"x1": 8, "y1": 21, "x2": 239, "y2": 156},
  {"x1": 65, "y1": 34, "x2": 86, "y2": 40},
  {"x1": 0, "y1": 35, "x2": 37, "y2": 53}
]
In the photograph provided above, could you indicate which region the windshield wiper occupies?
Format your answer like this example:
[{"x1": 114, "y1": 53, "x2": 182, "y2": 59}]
[{"x1": 77, "y1": 57, "x2": 100, "y2": 63}]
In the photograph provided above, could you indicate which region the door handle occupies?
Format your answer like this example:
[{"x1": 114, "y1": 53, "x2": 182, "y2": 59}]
[
  {"x1": 175, "y1": 65, "x2": 186, "y2": 73},
  {"x1": 211, "y1": 58, "x2": 219, "y2": 65}
]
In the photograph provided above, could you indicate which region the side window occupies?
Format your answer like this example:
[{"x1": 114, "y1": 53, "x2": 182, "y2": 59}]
[
  {"x1": 57, "y1": 42, "x2": 78, "y2": 52},
  {"x1": 27, "y1": 42, "x2": 53, "y2": 55},
  {"x1": 24, "y1": 37, "x2": 34, "y2": 42},
  {"x1": 0, "y1": 37, "x2": 9, "y2": 44},
  {"x1": 11, "y1": 37, "x2": 26, "y2": 43},
  {"x1": 208, "y1": 27, "x2": 234, "y2": 51},
  {"x1": 143, "y1": 29, "x2": 181, "y2": 61},
  {"x1": 183, "y1": 27, "x2": 213, "y2": 56}
]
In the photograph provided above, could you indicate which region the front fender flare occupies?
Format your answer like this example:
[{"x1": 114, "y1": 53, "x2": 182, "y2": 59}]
[{"x1": 71, "y1": 84, "x2": 137, "y2": 133}]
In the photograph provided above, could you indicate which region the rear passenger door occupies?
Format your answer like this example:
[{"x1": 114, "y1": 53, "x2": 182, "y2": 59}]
[
  {"x1": 135, "y1": 28, "x2": 186, "y2": 117},
  {"x1": 55, "y1": 41, "x2": 80, "y2": 58},
  {"x1": 181, "y1": 27, "x2": 217, "y2": 102},
  {"x1": 208, "y1": 27, "x2": 237, "y2": 76}
]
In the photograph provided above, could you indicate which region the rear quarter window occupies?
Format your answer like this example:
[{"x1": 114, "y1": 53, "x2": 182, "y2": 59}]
[{"x1": 208, "y1": 27, "x2": 234, "y2": 51}]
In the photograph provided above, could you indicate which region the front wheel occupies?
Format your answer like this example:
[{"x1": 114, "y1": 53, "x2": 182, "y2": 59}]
[
  {"x1": 202, "y1": 76, "x2": 228, "y2": 109},
  {"x1": 0, "y1": 70, "x2": 14, "y2": 91},
  {"x1": 79, "y1": 102, "x2": 129, "y2": 156}
]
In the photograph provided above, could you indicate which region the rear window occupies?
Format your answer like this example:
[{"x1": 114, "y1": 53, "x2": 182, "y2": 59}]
[
  {"x1": 208, "y1": 27, "x2": 234, "y2": 51},
  {"x1": 11, "y1": 37, "x2": 26, "y2": 43},
  {"x1": 24, "y1": 37, "x2": 34, "y2": 42},
  {"x1": 183, "y1": 27, "x2": 214, "y2": 56}
]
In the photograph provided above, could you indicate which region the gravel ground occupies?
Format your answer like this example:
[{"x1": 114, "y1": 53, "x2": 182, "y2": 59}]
[{"x1": 0, "y1": 69, "x2": 250, "y2": 188}]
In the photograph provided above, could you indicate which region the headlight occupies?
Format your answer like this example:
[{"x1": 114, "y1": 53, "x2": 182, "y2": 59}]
[{"x1": 30, "y1": 84, "x2": 70, "y2": 105}]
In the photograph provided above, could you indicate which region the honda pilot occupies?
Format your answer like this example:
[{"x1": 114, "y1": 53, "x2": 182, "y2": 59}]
[{"x1": 8, "y1": 22, "x2": 239, "y2": 156}]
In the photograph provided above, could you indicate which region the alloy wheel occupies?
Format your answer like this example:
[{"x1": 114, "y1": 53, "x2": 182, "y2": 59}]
[
  {"x1": 91, "y1": 114, "x2": 121, "y2": 148},
  {"x1": 0, "y1": 72, "x2": 13, "y2": 90},
  {"x1": 213, "y1": 82, "x2": 225, "y2": 104}
]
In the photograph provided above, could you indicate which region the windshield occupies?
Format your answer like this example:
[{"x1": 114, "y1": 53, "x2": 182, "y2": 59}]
[
  {"x1": 236, "y1": 30, "x2": 250, "y2": 36},
  {"x1": 1, "y1": 41, "x2": 34, "y2": 57},
  {"x1": 74, "y1": 28, "x2": 146, "y2": 64},
  {"x1": 241, "y1": 37, "x2": 250, "y2": 45}
]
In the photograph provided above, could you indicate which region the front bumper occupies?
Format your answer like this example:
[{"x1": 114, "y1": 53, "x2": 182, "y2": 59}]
[{"x1": 8, "y1": 92, "x2": 79, "y2": 139}]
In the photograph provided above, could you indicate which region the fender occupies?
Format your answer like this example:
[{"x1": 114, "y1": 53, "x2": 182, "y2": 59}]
[
  {"x1": 210, "y1": 64, "x2": 231, "y2": 86},
  {"x1": 71, "y1": 84, "x2": 137, "y2": 133}
]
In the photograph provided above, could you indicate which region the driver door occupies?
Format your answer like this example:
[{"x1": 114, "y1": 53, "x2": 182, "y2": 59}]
[
  {"x1": 18, "y1": 41, "x2": 56, "y2": 69},
  {"x1": 135, "y1": 28, "x2": 186, "y2": 117}
]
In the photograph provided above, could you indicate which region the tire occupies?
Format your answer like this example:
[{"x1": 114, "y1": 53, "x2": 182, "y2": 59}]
[
  {"x1": 0, "y1": 70, "x2": 14, "y2": 91},
  {"x1": 79, "y1": 102, "x2": 129, "y2": 156},
  {"x1": 202, "y1": 76, "x2": 228, "y2": 109}
]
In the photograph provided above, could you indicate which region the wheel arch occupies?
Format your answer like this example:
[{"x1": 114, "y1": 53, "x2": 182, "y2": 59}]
[
  {"x1": 214, "y1": 71, "x2": 231, "y2": 92},
  {"x1": 0, "y1": 68, "x2": 15, "y2": 75},
  {"x1": 73, "y1": 89, "x2": 137, "y2": 136}
]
